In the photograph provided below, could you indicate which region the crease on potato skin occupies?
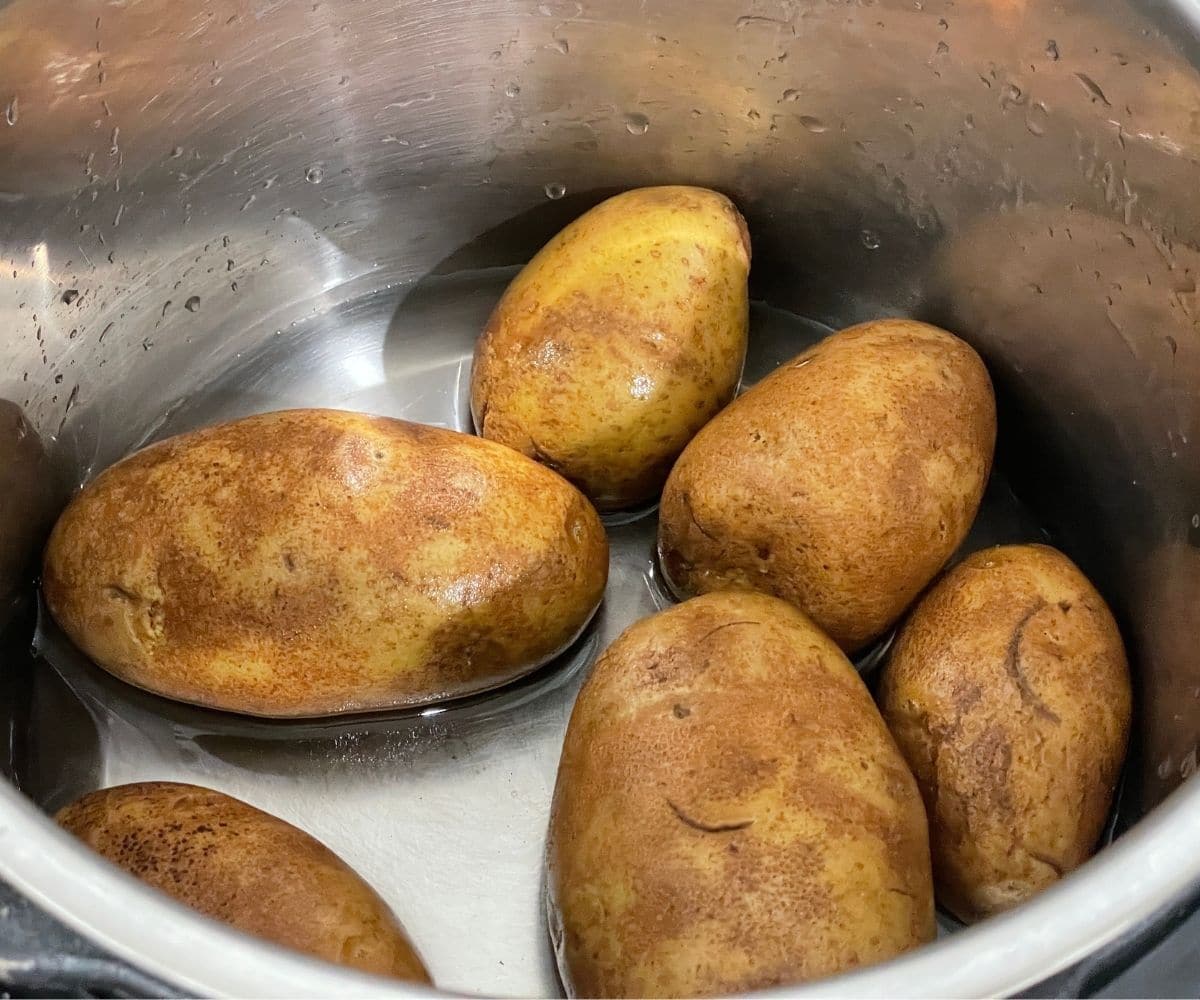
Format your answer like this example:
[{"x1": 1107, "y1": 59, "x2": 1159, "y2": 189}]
[
  {"x1": 1002, "y1": 599, "x2": 1062, "y2": 723},
  {"x1": 42, "y1": 408, "x2": 608, "y2": 717},
  {"x1": 471, "y1": 185, "x2": 750, "y2": 511},
  {"x1": 56, "y1": 782, "x2": 430, "y2": 983},
  {"x1": 665, "y1": 798, "x2": 755, "y2": 833},
  {"x1": 657, "y1": 318, "x2": 996, "y2": 653},
  {"x1": 548, "y1": 591, "x2": 934, "y2": 998},
  {"x1": 880, "y1": 544, "x2": 1131, "y2": 923}
]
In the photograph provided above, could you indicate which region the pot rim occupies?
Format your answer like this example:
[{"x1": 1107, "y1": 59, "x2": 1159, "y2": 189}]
[{"x1": 1, "y1": 773, "x2": 1197, "y2": 997}]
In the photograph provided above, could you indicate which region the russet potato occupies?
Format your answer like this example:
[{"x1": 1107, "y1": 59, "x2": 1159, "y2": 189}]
[
  {"x1": 57, "y1": 782, "x2": 430, "y2": 982},
  {"x1": 658, "y1": 318, "x2": 996, "y2": 653},
  {"x1": 43, "y1": 408, "x2": 608, "y2": 717},
  {"x1": 548, "y1": 591, "x2": 934, "y2": 997},
  {"x1": 471, "y1": 185, "x2": 750, "y2": 511},
  {"x1": 881, "y1": 544, "x2": 1131, "y2": 922}
]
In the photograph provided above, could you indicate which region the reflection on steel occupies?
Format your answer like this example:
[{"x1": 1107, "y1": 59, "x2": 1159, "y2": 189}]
[{"x1": 1, "y1": 0, "x2": 1199, "y2": 995}]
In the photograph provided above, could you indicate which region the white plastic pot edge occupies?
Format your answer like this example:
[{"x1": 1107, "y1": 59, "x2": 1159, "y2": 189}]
[{"x1": 0, "y1": 774, "x2": 1198, "y2": 998}]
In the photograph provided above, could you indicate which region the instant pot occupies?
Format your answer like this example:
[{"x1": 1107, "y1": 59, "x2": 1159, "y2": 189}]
[{"x1": 3, "y1": 0, "x2": 1200, "y2": 995}]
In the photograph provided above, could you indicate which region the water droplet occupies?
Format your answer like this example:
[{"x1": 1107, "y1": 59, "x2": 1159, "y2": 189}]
[
  {"x1": 386, "y1": 92, "x2": 434, "y2": 109},
  {"x1": 735, "y1": 14, "x2": 791, "y2": 29},
  {"x1": 305, "y1": 165, "x2": 325, "y2": 184},
  {"x1": 4, "y1": 96, "x2": 18, "y2": 126},
  {"x1": 544, "y1": 181, "x2": 566, "y2": 200},
  {"x1": 185, "y1": 295, "x2": 201, "y2": 312},
  {"x1": 1025, "y1": 101, "x2": 1049, "y2": 136},
  {"x1": 630, "y1": 374, "x2": 653, "y2": 400},
  {"x1": 1045, "y1": 39, "x2": 1061, "y2": 60},
  {"x1": 504, "y1": 82, "x2": 521, "y2": 98},
  {"x1": 61, "y1": 289, "x2": 80, "y2": 305},
  {"x1": 782, "y1": 88, "x2": 802, "y2": 102},
  {"x1": 624, "y1": 112, "x2": 650, "y2": 135},
  {"x1": 798, "y1": 115, "x2": 827, "y2": 133},
  {"x1": 1074, "y1": 72, "x2": 1111, "y2": 106},
  {"x1": 861, "y1": 230, "x2": 881, "y2": 250},
  {"x1": 999, "y1": 82, "x2": 1024, "y2": 110}
]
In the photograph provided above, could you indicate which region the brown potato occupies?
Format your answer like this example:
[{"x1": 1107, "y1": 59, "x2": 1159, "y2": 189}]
[
  {"x1": 658, "y1": 319, "x2": 996, "y2": 653},
  {"x1": 880, "y1": 544, "x2": 1132, "y2": 922},
  {"x1": 57, "y1": 782, "x2": 429, "y2": 981},
  {"x1": 43, "y1": 408, "x2": 607, "y2": 717},
  {"x1": 471, "y1": 186, "x2": 750, "y2": 511},
  {"x1": 548, "y1": 591, "x2": 934, "y2": 998}
]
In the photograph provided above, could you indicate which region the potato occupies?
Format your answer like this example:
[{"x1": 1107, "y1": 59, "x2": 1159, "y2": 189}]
[
  {"x1": 880, "y1": 544, "x2": 1132, "y2": 922},
  {"x1": 471, "y1": 186, "x2": 750, "y2": 511},
  {"x1": 658, "y1": 319, "x2": 996, "y2": 653},
  {"x1": 57, "y1": 782, "x2": 429, "y2": 981},
  {"x1": 43, "y1": 408, "x2": 608, "y2": 717},
  {"x1": 547, "y1": 591, "x2": 934, "y2": 997}
]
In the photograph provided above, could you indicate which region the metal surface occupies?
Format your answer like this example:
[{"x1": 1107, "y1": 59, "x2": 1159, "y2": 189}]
[
  {"x1": 20, "y1": 290, "x2": 1039, "y2": 996},
  {"x1": 0, "y1": 0, "x2": 1199, "y2": 995},
  {"x1": 0, "y1": 876, "x2": 179, "y2": 999}
]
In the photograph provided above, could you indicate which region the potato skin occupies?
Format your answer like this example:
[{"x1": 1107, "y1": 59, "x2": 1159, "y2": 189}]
[
  {"x1": 56, "y1": 782, "x2": 429, "y2": 981},
  {"x1": 657, "y1": 319, "x2": 996, "y2": 653},
  {"x1": 880, "y1": 544, "x2": 1132, "y2": 922},
  {"x1": 548, "y1": 591, "x2": 934, "y2": 998},
  {"x1": 471, "y1": 186, "x2": 750, "y2": 511},
  {"x1": 43, "y1": 408, "x2": 607, "y2": 717}
]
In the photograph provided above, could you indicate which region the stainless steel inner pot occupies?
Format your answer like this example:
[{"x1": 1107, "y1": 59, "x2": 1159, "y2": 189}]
[{"x1": 2, "y1": 0, "x2": 1200, "y2": 995}]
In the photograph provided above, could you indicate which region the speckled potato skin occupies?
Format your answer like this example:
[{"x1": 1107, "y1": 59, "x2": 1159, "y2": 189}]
[
  {"x1": 880, "y1": 544, "x2": 1132, "y2": 923},
  {"x1": 657, "y1": 319, "x2": 996, "y2": 653},
  {"x1": 471, "y1": 186, "x2": 750, "y2": 511},
  {"x1": 548, "y1": 591, "x2": 934, "y2": 998},
  {"x1": 57, "y1": 782, "x2": 429, "y2": 981},
  {"x1": 42, "y1": 408, "x2": 608, "y2": 717}
]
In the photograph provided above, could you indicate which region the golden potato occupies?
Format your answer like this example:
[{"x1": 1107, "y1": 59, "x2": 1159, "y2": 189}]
[
  {"x1": 57, "y1": 782, "x2": 429, "y2": 981},
  {"x1": 658, "y1": 319, "x2": 996, "y2": 653},
  {"x1": 43, "y1": 408, "x2": 607, "y2": 717},
  {"x1": 548, "y1": 591, "x2": 934, "y2": 998},
  {"x1": 471, "y1": 186, "x2": 750, "y2": 511},
  {"x1": 880, "y1": 544, "x2": 1131, "y2": 922}
]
